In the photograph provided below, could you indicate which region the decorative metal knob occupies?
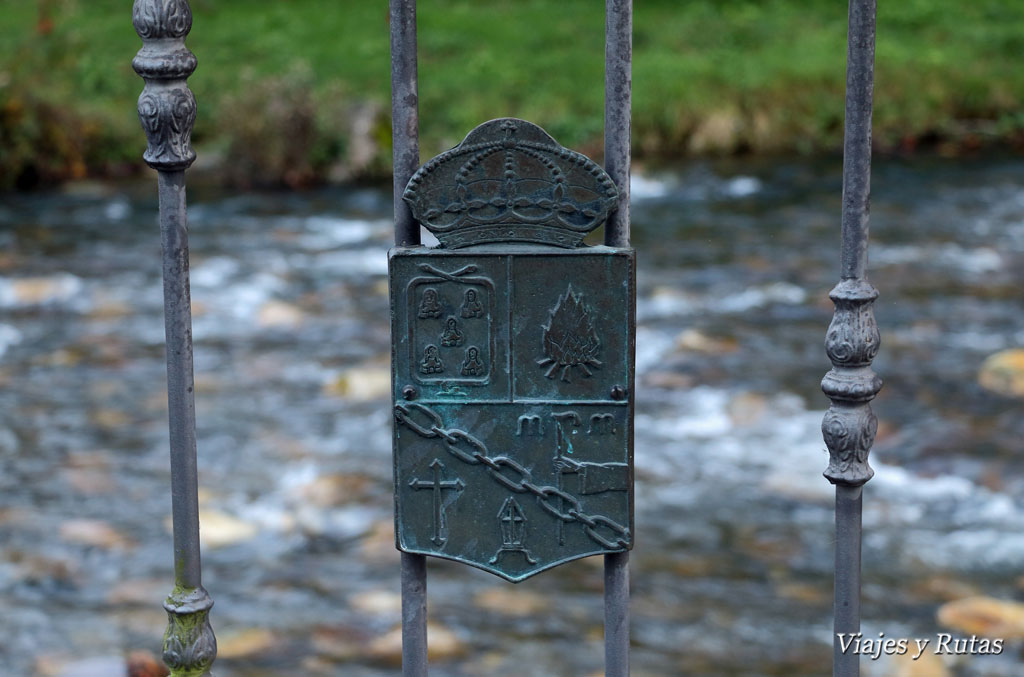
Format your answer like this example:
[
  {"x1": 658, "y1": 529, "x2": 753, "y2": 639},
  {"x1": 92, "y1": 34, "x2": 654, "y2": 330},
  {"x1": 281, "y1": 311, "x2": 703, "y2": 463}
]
[
  {"x1": 821, "y1": 278, "x2": 883, "y2": 486},
  {"x1": 132, "y1": 0, "x2": 198, "y2": 170},
  {"x1": 162, "y1": 587, "x2": 217, "y2": 676}
]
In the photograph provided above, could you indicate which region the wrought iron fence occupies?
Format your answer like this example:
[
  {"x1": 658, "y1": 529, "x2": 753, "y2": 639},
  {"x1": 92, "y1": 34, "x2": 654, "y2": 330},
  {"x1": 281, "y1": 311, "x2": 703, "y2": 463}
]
[{"x1": 132, "y1": 0, "x2": 879, "y2": 675}]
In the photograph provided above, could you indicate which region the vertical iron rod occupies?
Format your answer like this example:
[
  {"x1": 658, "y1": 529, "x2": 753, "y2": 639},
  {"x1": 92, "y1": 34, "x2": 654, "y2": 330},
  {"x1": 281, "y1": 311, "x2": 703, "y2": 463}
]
[
  {"x1": 604, "y1": 550, "x2": 631, "y2": 677},
  {"x1": 401, "y1": 551, "x2": 429, "y2": 677},
  {"x1": 840, "y1": 0, "x2": 877, "y2": 281},
  {"x1": 391, "y1": 0, "x2": 421, "y2": 247},
  {"x1": 604, "y1": 0, "x2": 632, "y2": 249},
  {"x1": 391, "y1": 1, "x2": 428, "y2": 674},
  {"x1": 133, "y1": 1, "x2": 216, "y2": 673},
  {"x1": 834, "y1": 486, "x2": 863, "y2": 677},
  {"x1": 605, "y1": 2, "x2": 632, "y2": 676},
  {"x1": 824, "y1": 2, "x2": 879, "y2": 676},
  {"x1": 158, "y1": 170, "x2": 203, "y2": 591}
]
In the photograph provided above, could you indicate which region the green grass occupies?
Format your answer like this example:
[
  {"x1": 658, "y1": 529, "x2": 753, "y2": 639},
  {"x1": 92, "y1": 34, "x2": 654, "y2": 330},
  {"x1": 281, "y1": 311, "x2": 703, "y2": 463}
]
[{"x1": 1, "y1": 0, "x2": 1022, "y2": 187}]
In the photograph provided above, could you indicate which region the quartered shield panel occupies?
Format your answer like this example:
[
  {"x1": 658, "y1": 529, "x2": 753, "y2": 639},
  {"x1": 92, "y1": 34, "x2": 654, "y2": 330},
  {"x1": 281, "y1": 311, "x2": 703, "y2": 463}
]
[{"x1": 389, "y1": 119, "x2": 635, "y2": 582}]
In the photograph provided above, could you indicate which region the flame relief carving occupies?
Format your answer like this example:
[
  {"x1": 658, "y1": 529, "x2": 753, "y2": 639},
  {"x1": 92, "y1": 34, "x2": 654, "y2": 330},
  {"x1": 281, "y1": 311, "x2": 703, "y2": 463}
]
[{"x1": 538, "y1": 286, "x2": 602, "y2": 382}]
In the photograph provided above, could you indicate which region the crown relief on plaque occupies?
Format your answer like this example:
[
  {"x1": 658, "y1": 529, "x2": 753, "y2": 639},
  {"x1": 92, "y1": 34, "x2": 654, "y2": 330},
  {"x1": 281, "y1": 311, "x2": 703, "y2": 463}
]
[{"x1": 403, "y1": 118, "x2": 620, "y2": 249}]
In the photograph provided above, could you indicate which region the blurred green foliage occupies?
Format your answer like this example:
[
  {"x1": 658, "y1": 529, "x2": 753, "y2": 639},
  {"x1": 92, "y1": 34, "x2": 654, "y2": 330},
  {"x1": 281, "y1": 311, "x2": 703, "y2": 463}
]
[{"x1": 1, "y1": 0, "x2": 1022, "y2": 188}]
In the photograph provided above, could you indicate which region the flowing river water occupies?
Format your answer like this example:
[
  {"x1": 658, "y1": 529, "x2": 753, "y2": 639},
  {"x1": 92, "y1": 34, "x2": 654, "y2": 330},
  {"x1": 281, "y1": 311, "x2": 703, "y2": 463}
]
[{"x1": 1, "y1": 156, "x2": 1023, "y2": 676}]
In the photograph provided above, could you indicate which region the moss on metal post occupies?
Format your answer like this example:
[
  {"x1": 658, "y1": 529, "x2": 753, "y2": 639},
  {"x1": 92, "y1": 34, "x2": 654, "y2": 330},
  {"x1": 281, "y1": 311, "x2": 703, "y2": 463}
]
[{"x1": 163, "y1": 587, "x2": 217, "y2": 677}]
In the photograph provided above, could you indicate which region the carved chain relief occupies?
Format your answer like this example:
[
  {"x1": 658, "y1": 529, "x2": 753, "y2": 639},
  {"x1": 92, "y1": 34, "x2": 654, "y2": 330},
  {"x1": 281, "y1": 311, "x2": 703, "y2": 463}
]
[{"x1": 395, "y1": 403, "x2": 630, "y2": 563}]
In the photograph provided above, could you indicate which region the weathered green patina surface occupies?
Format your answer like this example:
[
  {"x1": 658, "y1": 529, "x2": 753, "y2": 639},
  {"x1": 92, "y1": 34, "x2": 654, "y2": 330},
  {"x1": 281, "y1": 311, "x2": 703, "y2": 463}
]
[{"x1": 390, "y1": 119, "x2": 635, "y2": 582}]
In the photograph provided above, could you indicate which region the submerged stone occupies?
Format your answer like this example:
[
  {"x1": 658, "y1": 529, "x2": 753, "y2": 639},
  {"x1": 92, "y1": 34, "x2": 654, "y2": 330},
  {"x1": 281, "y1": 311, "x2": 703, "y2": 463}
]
[
  {"x1": 937, "y1": 596, "x2": 1024, "y2": 639},
  {"x1": 978, "y1": 349, "x2": 1024, "y2": 398}
]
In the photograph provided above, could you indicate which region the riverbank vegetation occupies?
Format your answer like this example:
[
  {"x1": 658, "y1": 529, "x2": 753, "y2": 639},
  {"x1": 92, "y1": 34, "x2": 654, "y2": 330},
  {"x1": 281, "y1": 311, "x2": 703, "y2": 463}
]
[{"x1": 2, "y1": 0, "x2": 1022, "y2": 189}]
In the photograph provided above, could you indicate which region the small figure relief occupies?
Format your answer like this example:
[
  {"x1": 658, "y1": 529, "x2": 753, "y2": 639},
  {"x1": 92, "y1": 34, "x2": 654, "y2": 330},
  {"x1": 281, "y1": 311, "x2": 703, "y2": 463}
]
[
  {"x1": 440, "y1": 316, "x2": 464, "y2": 347},
  {"x1": 460, "y1": 346, "x2": 485, "y2": 377},
  {"x1": 538, "y1": 286, "x2": 602, "y2": 383},
  {"x1": 516, "y1": 415, "x2": 544, "y2": 437},
  {"x1": 460, "y1": 288, "x2": 484, "y2": 318},
  {"x1": 489, "y1": 497, "x2": 537, "y2": 565},
  {"x1": 418, "y1": 287, "x2": 443, "y2": 319},
  {"x1": 420, "y1": 345, "x2": 444, "y2": 374}
]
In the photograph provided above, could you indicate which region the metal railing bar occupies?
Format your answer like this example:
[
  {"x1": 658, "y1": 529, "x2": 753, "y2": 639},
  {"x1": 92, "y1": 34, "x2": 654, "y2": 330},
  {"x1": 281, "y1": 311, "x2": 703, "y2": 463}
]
[
  {"x1": 605, "y1": 1, "x2": 632, "y2": 675},
  {"x1": 827, "y1": 1, "x2": 879, "y2": 675},
  {"x1": 133, "y1": 1, "x2": 216, "y2": 674},
  {"x1": 604, "y1": 550, "x2": 631, "y2": 677},
  {"x1": 391, "y1": 1, "x2": 428, "y2": 674},
  {"x1": 840, "y1": 0, "x2": 877, "y2": 281},
  {"x1": 604, "y1": 0, "x2": 632, "y2": 249},
  {"x1": 158, "y1": 169, "x2": 204, "y2": 593},
  {"x1": 401, "y1": 551, "x2": 429, "y2": 677},
  {"x1": 391, "y1": 0, "x2": 422, "y2": 248},
  {"x1": 834, "y1": 486, "x2": 864, "y2": 676}
]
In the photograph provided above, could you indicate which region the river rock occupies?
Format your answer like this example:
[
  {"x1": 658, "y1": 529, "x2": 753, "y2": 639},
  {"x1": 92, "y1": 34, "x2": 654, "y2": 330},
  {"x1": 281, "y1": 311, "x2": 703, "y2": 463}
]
[
  {"x1": 9, "y1": 551, "x2": 78, "y2": 586},
  {"x1": 366, "y1": 622, "x2": 465, "y2": 665},
  {"x1": 775, "y1": 581, "x2": 828, "y2": 605},
  {"x1": 0, "y1": 274, "x2": 83, "y2": 308},
  {"x1": 882, "y1": 650, "x2": 950, "y2": 677},
  {"x1": 163, "y1": 509, "x2": 257, "y2": 549},
  {"x1": 87, "y1": 293, "x2": 132, "y2": 319},
  {"x1": 908, "y1": 575, "x2": 980, "y2": 603},
  {"x1": 37, "y1": 655, "x2": 124, "y2": 677},
  {"x1": 36, "y1": 652, "x2": 165, "y2": 677},
  {"x1": 216, "y1": 627, "x2": 278, "y2": 659},
  {"x1": 358, "y1": 519, "x2": 399, "y2": 564},
  {"x1": 293, "y1": 472, "x2": 373, "y2": 507},
  {"x1": 727, "y1": 391, "x2": 767, "y2": 426},
  {"x1": 257, "y1": 300, "x2": 305, "y2": 328},
  {"x1": 311, "y1": 625, "x2": 368, "y2": 662},
  {"x1": 472, "y1": 586, "x2": 552, "y2": 616},
  {"x1": 350, "y1": 589, "x2": 402, "y2": 616},
  {"x1": 978, "y1": 349, "x2": 1024, "y2": 398},
  {"x1": 90, "y1": 408, "x2": 131, "y2": 429},
  {"x1": 126, "y1": 651, "x2": 169, "y2": 677},
  {"x1": 937, "y1": 596, "x2": 1024, "y2": 639},
  {"x1": 198, "y1": 510, "x2": 259, "y2": 549},
  {"x1": 59, "y1": 519, "x2": 133, "y2": 549},
  {"x1": 641, "y1": 370, "x2": 694, "y2": 390},
  {"x1": 325, "y1": 363, "x2": 391, "y2": 401},
  {"x1": 675, "y1": 328, "x2": 738, "y2": 355},
  {"x1": 107, "y1": 578, "x2": 167, "y2": 606}
]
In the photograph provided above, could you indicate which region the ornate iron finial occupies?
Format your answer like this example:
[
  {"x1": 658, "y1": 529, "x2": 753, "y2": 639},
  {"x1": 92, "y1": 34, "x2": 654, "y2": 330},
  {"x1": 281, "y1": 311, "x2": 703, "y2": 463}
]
[
  {"x1": 132, "y1": 0, "x2": 198, "y2": 170},
  {"x1": 403, "y1": 118, "x2": 619, "y2": 249},
  {"x1": 821, "y1": 278, "x2": 882, "y2": 485},
  {"x1": 163, "y1": 587, "x2": 217, "y2": 676}
]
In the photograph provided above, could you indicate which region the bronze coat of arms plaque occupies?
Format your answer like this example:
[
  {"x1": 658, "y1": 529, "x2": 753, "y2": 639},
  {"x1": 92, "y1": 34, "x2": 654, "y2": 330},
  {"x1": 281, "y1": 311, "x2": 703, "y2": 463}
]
[{"x1": 390, "y1": 119, "x2": 635, "y2": 582}]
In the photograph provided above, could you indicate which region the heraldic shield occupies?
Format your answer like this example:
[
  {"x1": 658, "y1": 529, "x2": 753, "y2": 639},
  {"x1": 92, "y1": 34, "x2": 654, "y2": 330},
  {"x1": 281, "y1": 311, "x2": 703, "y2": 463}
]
[{"x1": 389, "y1": 119, "x2": 635, "y2": 582}]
